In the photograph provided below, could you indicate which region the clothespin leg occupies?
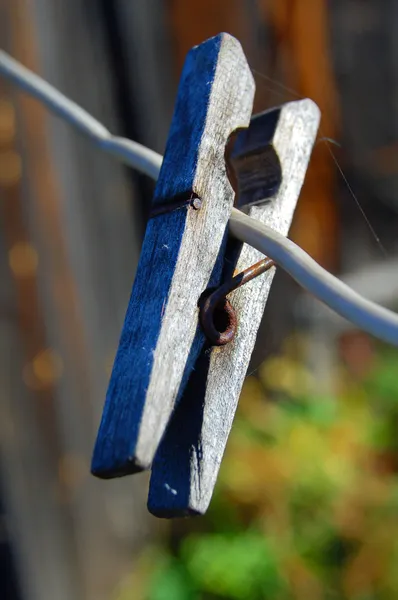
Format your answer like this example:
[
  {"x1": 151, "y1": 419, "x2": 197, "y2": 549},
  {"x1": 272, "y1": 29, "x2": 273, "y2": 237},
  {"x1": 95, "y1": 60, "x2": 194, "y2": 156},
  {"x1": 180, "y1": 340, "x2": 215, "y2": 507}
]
[
  {"x1": 148, "y1": 99, "x2": 321, "y2": 517},
  {"x1": 91, "y1": 33, "x2": 255, "y2": 478}
]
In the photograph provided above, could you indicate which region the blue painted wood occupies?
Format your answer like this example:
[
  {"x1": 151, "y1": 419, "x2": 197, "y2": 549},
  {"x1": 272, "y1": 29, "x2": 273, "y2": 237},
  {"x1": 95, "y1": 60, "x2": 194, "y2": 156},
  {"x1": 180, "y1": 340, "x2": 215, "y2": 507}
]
[
  {"x1": 153, "y1": 35, "x2": 220, "y2": 205},
  {"x1": 91, "y1": 33, "x2": 255, "y2": 477}
]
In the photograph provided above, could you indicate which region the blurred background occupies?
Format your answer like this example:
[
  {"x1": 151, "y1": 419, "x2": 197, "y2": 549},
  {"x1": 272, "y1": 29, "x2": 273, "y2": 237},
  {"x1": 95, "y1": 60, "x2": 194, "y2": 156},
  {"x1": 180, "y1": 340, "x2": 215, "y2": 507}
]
[{"x1": 1, "y1": 1, "x2": 398, "y2": 599}]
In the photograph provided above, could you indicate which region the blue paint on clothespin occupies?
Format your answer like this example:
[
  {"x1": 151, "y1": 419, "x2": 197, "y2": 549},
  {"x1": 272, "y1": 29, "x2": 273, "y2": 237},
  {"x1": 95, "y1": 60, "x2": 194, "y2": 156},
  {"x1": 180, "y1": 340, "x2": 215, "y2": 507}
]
[
  {"x1": 91, "y1": 33, "x2": 255, "y2": 478},
  {"x1": 153, "y1": 36, "x2": 220, "y2": 204}
]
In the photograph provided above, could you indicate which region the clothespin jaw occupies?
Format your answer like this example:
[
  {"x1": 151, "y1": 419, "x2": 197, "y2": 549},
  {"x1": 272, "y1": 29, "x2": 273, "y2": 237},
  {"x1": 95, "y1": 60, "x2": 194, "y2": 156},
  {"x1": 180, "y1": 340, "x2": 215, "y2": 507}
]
[
  {"x1": 148, "y1": 99, "x2": 320, "y2": 517},
  {"x1": 91, "y1": 34, "x2": 255, "y2": 477}
]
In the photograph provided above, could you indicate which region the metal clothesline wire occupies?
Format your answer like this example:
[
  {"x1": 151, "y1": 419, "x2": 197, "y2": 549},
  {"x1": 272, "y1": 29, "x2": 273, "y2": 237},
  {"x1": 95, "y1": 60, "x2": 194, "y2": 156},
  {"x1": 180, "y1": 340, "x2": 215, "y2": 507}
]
[
  {"x1": 0, "y1": 50, "x2": 163, "y2": 180},
  {"x1": 1, "y1": 49, "x2": 397, "y2": 347}
]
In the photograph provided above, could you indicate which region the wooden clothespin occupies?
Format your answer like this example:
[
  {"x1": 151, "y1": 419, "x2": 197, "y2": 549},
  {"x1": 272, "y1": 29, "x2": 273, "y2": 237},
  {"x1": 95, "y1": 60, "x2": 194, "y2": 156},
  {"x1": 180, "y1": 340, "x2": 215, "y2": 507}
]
[
  {"x1": 91, "y1": 33, "x2": 320, "y2": 518},
  {"x1": 148, "y1": 100, "x2": 320, "y2": 517},
  {"x1": 92, "y1": 33, "x2": 255, "y2": 476}
]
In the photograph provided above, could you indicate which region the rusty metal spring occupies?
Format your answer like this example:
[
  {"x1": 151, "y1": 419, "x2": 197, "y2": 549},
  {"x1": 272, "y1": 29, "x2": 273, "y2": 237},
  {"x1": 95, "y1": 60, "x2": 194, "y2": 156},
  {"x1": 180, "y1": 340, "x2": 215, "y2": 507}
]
[{"x1": 199, "y1": 257, "x2": 275, "y2": 346}]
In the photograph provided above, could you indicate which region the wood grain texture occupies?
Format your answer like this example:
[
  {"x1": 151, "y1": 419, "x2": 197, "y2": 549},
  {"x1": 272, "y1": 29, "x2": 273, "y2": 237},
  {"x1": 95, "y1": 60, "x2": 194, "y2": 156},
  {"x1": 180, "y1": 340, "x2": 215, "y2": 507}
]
[
  {"x1": 91, "y1": 33, "x2": 255, "y2": 477},
  {"x1": 148, "y1": 99, "x2": 320, "y2": 517}
]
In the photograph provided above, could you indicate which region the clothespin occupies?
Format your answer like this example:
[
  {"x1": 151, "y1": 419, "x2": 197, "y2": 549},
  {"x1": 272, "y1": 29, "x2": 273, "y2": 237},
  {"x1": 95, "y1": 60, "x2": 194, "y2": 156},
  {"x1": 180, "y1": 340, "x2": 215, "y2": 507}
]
[
  {"x1": 91, "y1": 33, "x2": 255, "y2": 476},
  {"x1": 91, "y1": 33, "x2": 320, "y2": 518}
]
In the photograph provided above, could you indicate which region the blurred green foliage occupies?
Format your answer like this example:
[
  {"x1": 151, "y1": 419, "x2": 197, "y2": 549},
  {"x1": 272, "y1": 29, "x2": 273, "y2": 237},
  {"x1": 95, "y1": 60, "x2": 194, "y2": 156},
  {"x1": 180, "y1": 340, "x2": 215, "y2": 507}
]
[{"x1": 121, "y1": 337, "x2": 398, "y2": 600}]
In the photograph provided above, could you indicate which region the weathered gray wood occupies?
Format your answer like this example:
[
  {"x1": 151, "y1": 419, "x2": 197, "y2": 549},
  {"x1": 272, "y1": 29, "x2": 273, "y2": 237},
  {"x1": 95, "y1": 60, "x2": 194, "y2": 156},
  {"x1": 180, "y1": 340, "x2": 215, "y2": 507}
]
[
  {"x1": 148, "y1": 99, "x2": 320, "y2": 517},
  {"x1": 92, "y1": 33, "x2": 255, "y2": 476}
]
